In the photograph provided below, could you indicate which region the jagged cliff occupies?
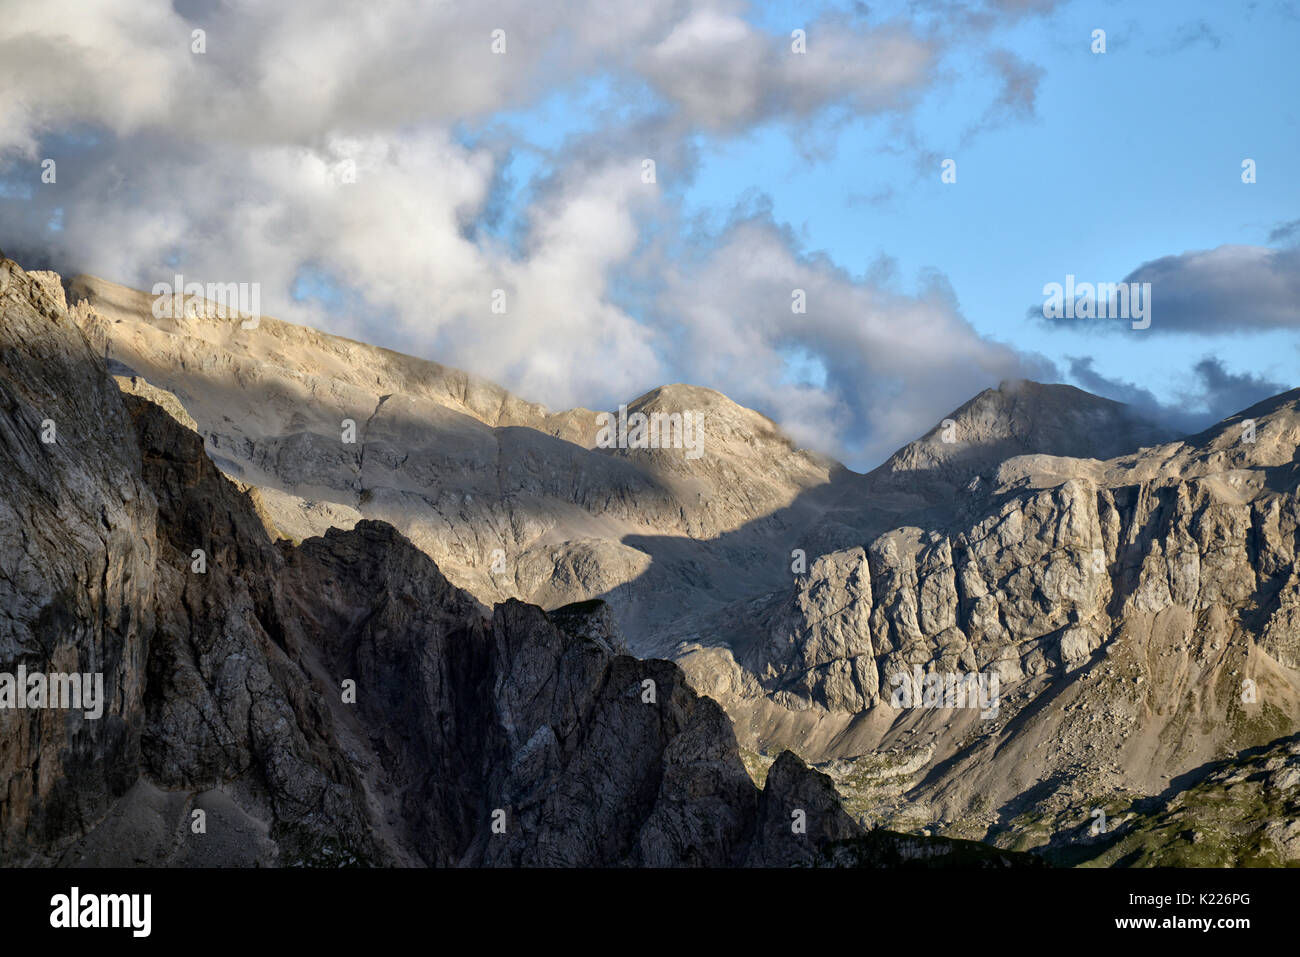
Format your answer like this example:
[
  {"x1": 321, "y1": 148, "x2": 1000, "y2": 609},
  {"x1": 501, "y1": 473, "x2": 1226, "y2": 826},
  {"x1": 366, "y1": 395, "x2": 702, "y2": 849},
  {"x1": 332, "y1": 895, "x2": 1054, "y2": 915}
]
[
  {"x1": 7, "y1": 253, "x2": 1033, "y2": 867},
  {"x1": 5, "y1": 255, "x2": 1297, "y2": 866},
  {"x1": 66, "y1": 272, "x2": 851, "y2": 651},
  {"x1": 672, "y1": 387, "x2": 1300, "y2": 860}
]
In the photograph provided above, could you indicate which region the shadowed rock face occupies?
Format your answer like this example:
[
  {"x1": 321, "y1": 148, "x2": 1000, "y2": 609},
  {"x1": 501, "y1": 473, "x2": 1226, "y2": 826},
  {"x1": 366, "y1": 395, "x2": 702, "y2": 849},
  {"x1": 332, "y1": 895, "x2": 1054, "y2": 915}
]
[
  {"x1": 12, "y1": 252, "x2": 1006, "y2": 868},
  {"x1": 275, "y1": 522, "x2": 764, "y2": 867},
  {"x1": 0, "y1": 261, "x2": 155, "y2": 860},
  {"x1": 1059, "y1": 731, "x2": 1300, "y2": 868},
  {"x1": 671, "y1": 389, "x2": 1300, "y2": 852},
  {"x1": 65, "y1": 271, "x2": 848, "y2": 651},
  {"x1": 62, "y1": 269, "x2": 1218, "y2": 716},
  {"x1": 744, "y1": 751, "x2": 862, "y2": 867},
  {"x1": 6, "y1": 253, "x2": 1297, "y2": 865}
]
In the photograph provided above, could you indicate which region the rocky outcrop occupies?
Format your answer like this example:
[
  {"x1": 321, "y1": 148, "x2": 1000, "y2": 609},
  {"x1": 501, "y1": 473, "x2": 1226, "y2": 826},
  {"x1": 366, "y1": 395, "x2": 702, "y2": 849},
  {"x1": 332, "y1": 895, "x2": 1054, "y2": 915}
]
[
  {"x1": 648, "y1": 389, "x2": 1298, "y2": 851},
  {"x1": 275, "y1": 520, "x2": 765, "y2": 867},
  {"x1": 0, "y1": 257, "x2": 155, "y2": 862},
  {"x1": 744, "y1": 548, "x2": 879, "y2": 712},
  {"x1": 65, "y1": 272, "x2": 848, "y2": 649},
  {"x1": 722, "y1": 402, "x2": 1298, "y2": 854},
  {"x1": 9, "y1": 253, "x2": 955, "y2": 868},
  {"x1": 1051, "y1": 731, "x2": 1300, "y2": 867},
  {"x1": 125, "y1": 392, "x2": 383, "y2": 865},
  {"x1": 877, "y1": 378, "x2": 1175, "y2": 493},
  {"x1": 9, "y1": 253, "x2": 1296, "y2": 865},
  {"x1": 744, "y1": 751, "x2": 863, "y2": 866}
]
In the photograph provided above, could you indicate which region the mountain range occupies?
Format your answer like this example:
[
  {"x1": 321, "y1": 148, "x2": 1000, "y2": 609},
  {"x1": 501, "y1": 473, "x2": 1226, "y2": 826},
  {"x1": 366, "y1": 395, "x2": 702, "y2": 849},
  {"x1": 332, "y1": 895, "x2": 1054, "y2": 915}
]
[{"x1": 2, "y1": 253, "x2": 1297, "y2": 866}]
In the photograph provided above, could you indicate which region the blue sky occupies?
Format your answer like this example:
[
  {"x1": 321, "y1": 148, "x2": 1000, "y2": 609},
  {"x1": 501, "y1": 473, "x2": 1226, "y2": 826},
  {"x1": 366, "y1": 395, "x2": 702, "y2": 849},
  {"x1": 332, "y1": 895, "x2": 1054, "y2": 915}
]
[
  {"x1": 460, "y1": 0, "x2": 1300, "y2": 450},
  {"x1": 660, "y1": 3, "x2": 1289, "y2": 394},
  {"x1": 1, "y1": 0, "x2": 1297, "y2": 467}
]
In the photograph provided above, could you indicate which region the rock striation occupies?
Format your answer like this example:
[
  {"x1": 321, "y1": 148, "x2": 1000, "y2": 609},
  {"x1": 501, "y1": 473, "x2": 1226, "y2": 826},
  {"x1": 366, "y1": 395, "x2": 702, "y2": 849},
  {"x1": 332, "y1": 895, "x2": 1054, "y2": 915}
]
[
  {"x1": 6, "y1": 254, "x2": 1296, "y2": 863},
  {"x1": 8, "y1": 252, "x2": 1021, "y2": 867}
]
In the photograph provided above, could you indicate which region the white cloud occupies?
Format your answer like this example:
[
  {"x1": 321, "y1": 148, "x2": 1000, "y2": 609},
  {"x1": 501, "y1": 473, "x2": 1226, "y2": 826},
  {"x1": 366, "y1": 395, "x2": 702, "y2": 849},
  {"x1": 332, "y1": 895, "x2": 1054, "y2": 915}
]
[
  {"x1": 640, "y1": 9, "x2": 935, "y2": 131},
  {"x1": 656, "y1": 216, "x2": 1053, "y2": 464},
  {"x1": 0, "y1": 0, "x2": 1072, "y2": 470}
]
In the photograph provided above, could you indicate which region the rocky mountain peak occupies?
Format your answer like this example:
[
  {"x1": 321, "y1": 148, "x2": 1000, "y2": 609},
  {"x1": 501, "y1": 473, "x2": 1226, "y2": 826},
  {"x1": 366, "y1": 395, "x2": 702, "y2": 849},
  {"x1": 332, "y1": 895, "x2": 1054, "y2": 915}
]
[
  {"x1": 879, "y1": 378, "x2": 1177, "y2": 484},
  {"x1": 9, "y1": 251, "x2": 955, "y2": 867},
  {"x1": 4, "y1": 250, "x2": 1297, "y2": 868}
]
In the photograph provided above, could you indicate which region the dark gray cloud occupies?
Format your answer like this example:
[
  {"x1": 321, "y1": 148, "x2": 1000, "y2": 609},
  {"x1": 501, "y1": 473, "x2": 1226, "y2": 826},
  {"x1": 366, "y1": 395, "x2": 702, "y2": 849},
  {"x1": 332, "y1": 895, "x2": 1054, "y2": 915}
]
[
  {"x1": 1179, "y1": 356, "x2": 1290, "y2": 419},
  {"x1": 1067, "y1": 356, "x2": 1162, "y2": 410},
  {"x1": 1268, "y1": 217, "x2": 1300, "y2": 244},
  {"x1": 1122, "y1": 245, "x2": 1300, "y2": 333},
  {"x1": 1067, "y1": 355, "x2": 1289, "y2": 435},
  {"x1": 961, "y1": 49, "x2": 1044, "y2": 143},
  {"x1": 1030, "y1": 244, "x2": 1300, "y2": 334}
]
